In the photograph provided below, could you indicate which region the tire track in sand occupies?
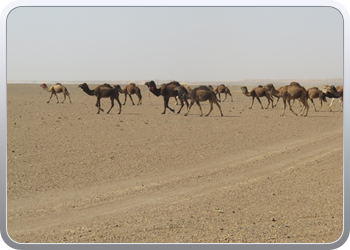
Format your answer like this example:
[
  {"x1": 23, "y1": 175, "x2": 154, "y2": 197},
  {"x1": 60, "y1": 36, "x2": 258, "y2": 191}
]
[{"x1": 7, "y1": 128, "x2": 343, "y2": 236}]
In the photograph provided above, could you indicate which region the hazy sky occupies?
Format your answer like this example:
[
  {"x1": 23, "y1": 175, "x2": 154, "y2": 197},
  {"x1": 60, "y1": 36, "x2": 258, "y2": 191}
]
[{"x1": 7, "y1": 6, "x2": 343, "y2": 82}]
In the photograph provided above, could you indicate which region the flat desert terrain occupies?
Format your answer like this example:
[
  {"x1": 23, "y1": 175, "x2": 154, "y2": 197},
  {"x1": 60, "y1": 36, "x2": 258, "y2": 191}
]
[{"x1": 6, "y1": 83, "x2": 343, "y2": 244}]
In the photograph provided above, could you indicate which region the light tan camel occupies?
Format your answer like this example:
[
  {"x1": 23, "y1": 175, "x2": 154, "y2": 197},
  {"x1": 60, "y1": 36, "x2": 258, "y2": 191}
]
[
  {"x1": 307, "y1": 87, "x2": 327, "y2": 112},
  {"x1": 175, "y1": 85, "x2": 223, "y2": 117},
  {"x1": 40, "y1": 83, "x2": 71, "y2": 103},
  {"x1": 78, "y1": 83, "x2": 123, "y2": 114},
  {"x1": 264, "y1": 83, "x2": 309, "y2": 116},
  {"x1": 122, "y1": 83, "x2": 142, "y2": 105},
  {"x1": 240, "y1": 86, "x2": 273, "y2": 109},
  {"x1": 322, "y1": 85, "x2": 343, "y2": 112},
  {"x1": 213, "y1": 84, "x2": 233, "y2": 102}
]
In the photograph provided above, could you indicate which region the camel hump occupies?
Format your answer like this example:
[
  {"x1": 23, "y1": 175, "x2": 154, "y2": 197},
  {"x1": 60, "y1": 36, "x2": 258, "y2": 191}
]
[
  {"x1": 55, "y1": 83, "x2": 62, "y2": 86},
  {"x1": 129, "y1": 83, "x2": 136, "y2": 86},
  {"x1": 290, "y1": 82, "x2": 301, "y2": 87},
  {"x1": 102, "y1": 83, "x2": 113, "y2": 88}
]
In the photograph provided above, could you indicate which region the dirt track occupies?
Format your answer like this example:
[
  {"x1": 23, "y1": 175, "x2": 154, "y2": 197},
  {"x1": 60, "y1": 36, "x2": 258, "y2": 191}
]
[{"x1": 7, "y1": 83, "x2": 343, "y2": 243}]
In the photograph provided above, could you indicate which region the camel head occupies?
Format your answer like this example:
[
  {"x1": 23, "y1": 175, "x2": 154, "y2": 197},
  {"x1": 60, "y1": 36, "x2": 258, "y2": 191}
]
[
  {"x1": 40, "y1": 84, "x2": 48, "y2": 89},
  {"x1": 78, "y1": 83, "x2": 88, "y2": 89},
  {"x1": 322, "y1": 84, "x2": 330, "y2": 89},
  {"x1": 240, "y1": 86, "x2": 248, "y2": 94},
  {"x1": 145, "y1": 81, "x2": 156, "y2": 91}
]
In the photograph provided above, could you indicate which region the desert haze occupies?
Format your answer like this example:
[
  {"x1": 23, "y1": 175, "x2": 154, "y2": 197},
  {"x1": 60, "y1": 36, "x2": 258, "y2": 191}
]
[{"x1": 6, "y1": 83, "x2": 343, "y2": 243}]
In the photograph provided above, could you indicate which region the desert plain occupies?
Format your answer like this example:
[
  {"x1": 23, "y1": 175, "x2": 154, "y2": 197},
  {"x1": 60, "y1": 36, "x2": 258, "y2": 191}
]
[{"x1": 6, "y1": 83, "x2": 343, "y2": 244}]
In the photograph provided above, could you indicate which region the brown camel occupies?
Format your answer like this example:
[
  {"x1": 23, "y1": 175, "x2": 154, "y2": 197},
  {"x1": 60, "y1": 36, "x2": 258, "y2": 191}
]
[
  {"x1": 144, "y1": 80, "x2": 188, "y2": 114},
  {"x1": 213, "y1": 84, "x2": 233, "y2": 102},
  {"x1": 175, "y1": 85, "x2": 223, "y2": 117},
  {"x1": 322, "y1": 85, "x2": 343, "y2": 112},
  {"x1": 264, "y1": 83, "x2": 309, "y2": 116},
  {"x1": 324, "y1": 85, "x2": 343, "y2": 112},
  {"x1": 240, "y1": 86, "x2": 274, "y2": 109},
  {"x1": 174, "y1": 83, "x2": 192, "y2": 105},
  {"x1": 122, "y1": 83, "x2": 142, "y2": 105},
  {"x1": 78, "y1": 83, "x2": 123, "y2": 114},
  {"x1": 307, "y1": 87, "x2": 327, "y2": 112},
  {"x1": 40, "y1": 83, "x2": 71, "y2": 104}
]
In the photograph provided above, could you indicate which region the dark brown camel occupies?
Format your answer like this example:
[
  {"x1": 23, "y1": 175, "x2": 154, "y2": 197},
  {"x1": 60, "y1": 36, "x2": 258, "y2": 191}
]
[
  {"x1": 122, "y1": 83, "x2": 142, "y2": 105},
  {"x1": 78, "y1": 83, "x2": 123, "y2": 114},
  {"x1": 40, "y1": 83, "x2": 71, "y2": 103},
  {"x1": 213, "y1": 84, "x2": 233, "y2": 102},
  {"x1": 324, "y1": 85, "x2": 343, "y2": 112},
  {"x1": 240, "y1": 86, "x2": 274, "y2": 109},
  {"x1": 175, "y1": 85, "x2": 223, "y2": 117},
  {"x1": 323, "y1": 85, "x2": 343, "y2": 112},
  {"x1": 307, "y1": 87, "x2": 327, "y2": 112},
  {"x1": 144, "y1": 80, "x2": 189, "y2": 114}
]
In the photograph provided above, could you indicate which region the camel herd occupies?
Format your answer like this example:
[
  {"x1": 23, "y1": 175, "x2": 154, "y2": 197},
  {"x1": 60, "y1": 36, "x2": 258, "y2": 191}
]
[{"x1": 40, "y1": 81, "x2": 343, "y2": 117}]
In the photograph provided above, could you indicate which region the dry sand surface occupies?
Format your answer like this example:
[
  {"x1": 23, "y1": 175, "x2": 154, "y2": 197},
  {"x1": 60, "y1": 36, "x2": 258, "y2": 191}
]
[{"x1": 6, "y1": 83, "x2": 343, "y2": 244}]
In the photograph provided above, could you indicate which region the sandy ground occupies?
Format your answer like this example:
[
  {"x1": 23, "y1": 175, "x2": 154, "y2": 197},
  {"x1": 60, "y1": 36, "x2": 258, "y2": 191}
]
[{"x1": 6, "y1": 83, "x2": 343, "y2": 244}]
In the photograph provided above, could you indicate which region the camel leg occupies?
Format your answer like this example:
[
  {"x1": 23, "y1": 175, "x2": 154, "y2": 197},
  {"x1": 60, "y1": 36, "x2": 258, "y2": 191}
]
[
  {"x1": 339, "y1": 98, "x2": 343, "y2": 112},
  {"x1": 274, "y1": 97, "x2": 280, "y2": 108},
  {"x1": 47, "y1": 92, "x2": 58, "y2": 103},
  {"x1": 174, "y1": 97, "x2": 179, "y2": 105},
  {"x1": 67, "y1": 93, "x2": 72, "y2": 103},
  {"x1": 185, "y1": 101, "x2": 194, "y2": 116},
  {"x1": 256, "y1": 97, "x2": 264, "y2": 109},
  {"x1": 163, "y1": 97, "x2": 174, "y2": 114},
  {"x1": 281, "y1": 98, "x2": 287, "y2": 116},
  {"x1": 316, "y1": 99, "x2": 322, "y2": 112},
  {"x1": 106, "y1": 97, "x2": 114, "y2": 114},
  {"x1": 222, "y1": 93, "x2": 227, "y2": 102},
  {"x1": 218, "y1": 93, "x2": 221, "y2": 102},
  {"x1": 288, "y1": 99, "x2": 298, "y2": 116},
  {"x1": 123, "y1": 93, "x2": 127, "y2": 105},
  {"x1": 301, "y1": 100, "x2": 309, "y2": 116},
  {"x1": 177, "y1": 98, "x2": 185, "y2": 114},
  {"x1": 137, "y1": 95, "x2": 142, "y2": 105},
  {"x1": 328, "y1": 98, "x2": 335, "y2": 111},
  {"x1": 129, "y1": 94, "x2": 135, "y2": 105},
  {"x1": 205, "y1": 101, "x2": 214, "y2": 116},
  {"x1": 61, "y1": 94, "x2": 67, "y2": 103},
  {"x1": 310, "y1": 99, "x2": 317, "y2": 111},
  {"x1": 211, "y1": 100, "x2": 223, "y2": 116},
  {"x1": 265, "y1": 97, "x2": 272, "y2": 109},
  {"x1": 96, "y1": 98, "x2": 103, "y2": 114},
  {"x1": 115, "y1": 96, "x2": 122, "y2": 114},
  {"x1": 249, "y1": 97, "x2": 255, "y2": 109},
  {"x1": 196, "y1": 101, "x2": 203, "y2": 116},
  {"x1": 229, "y1": 92, "x2": 233, "y2": 102}
]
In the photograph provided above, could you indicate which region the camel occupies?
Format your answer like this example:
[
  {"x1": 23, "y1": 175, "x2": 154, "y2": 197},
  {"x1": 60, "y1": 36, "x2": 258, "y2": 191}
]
[
  {"x1": 40, "y1": 83, "x2": 71, "y2": 104},
  {"x1": 240, "y1": 86, "x2": 274, "y2": 109},
  {"x1": 122, "y1": 83, "x2": 142, "y2": 105},
  {"x1": 174, "y1": 83, "x2": 192, "y2": 105},
  {"x1": 144, "y1": 80, "x2": 189, "y2": 114},
  {"x1": 78, "y1": 83, "x2": 123, "y2": 114},
  {"x1": 213, "y1": 84, "x2": 233, "y2": 102},
  {"x1": 324, "y1": 85, "x2": 343, "y2": 112},
  {"x1": 264, "y1": 83, "x2": 309, "y2": 116},
  {"x1": 175, "y1": 85, "x2": 223, "y2": 117},
  {"x1": 322, "y1": 85, "x2": 343, "y2": 112},
  {"x1": 307, "y1": 87, "x2": 327, "y2": 112}
]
